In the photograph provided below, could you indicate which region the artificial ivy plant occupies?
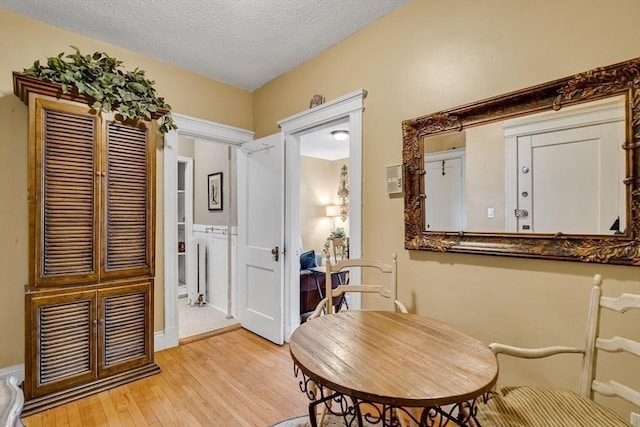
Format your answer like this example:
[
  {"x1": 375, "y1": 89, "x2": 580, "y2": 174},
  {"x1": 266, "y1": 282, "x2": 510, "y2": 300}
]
[{"x1": 22, "y1": 46, "x2": 176, "y2": 133}]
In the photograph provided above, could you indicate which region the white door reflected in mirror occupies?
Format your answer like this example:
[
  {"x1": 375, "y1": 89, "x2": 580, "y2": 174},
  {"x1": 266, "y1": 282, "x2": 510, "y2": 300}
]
[{"x1": 423, "y1": 96, "x2": 626, "y2": 236}]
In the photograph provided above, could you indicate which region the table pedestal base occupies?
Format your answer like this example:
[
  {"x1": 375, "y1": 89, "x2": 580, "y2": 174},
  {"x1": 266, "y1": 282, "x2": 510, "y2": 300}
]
[{"x1": 295, "y1": 364, "x2": 488, "y2": 427}]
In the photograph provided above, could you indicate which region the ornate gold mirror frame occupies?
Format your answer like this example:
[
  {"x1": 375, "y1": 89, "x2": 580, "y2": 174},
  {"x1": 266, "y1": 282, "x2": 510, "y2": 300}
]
[{"x1": 402, "y1": 58, "x2": 640, "y2": 265}]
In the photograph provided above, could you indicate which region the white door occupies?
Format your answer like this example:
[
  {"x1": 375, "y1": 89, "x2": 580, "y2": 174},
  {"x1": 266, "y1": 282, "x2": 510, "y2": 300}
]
[
  {"x1": 424, "y1": 150, "x2": 465, "y2": 231},
  {"x1": 237, "y1": 133, "x2": 285, "y2": 344},
  {"x1": 516, "y1": 122, "x2": 624, "y2": 234}
]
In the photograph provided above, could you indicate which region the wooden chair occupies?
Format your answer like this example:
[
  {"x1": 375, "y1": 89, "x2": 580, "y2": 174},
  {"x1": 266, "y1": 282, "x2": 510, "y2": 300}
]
[
  {"x1": 332, "y1": 237, "x2": 348, "y2": 262},
  {"x1": 307, "y1": 253, "x2": 411, "y2": 426},
  {"x1": 473, "y1": 274, "x2": 640, "y2": 427},
  {"x1": 309, "y1": 253, "x2": 408, "y2": 319}
]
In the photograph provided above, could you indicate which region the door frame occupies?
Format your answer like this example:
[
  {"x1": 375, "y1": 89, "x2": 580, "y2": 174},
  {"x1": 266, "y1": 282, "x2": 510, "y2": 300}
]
[
  {"x1": 162, "y1": 114, "x2": 253, "y2": 349},
  {"x1": 278, "y1": 89, "x2": 366, "y2": 341},
  {"x1": 177, "y1": 156, "x2": 193, "y2": 299},
  {"x1": 162, "y1": 90, "x2": 366, "y2": 348}
]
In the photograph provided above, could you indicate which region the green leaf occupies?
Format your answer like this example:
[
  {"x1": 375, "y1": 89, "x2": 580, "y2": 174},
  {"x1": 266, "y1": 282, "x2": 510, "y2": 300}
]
[
  {"x1": 117, "y1": 105, "x2": 130, "y2": 117},
  {"x1": 75, "y1": 81, "x2": 87, "y2": 93},
  {"x1": 127, "y1": 82, "x2": 146, "y2": 93},
  {"x1": 20, "y1": 46, "x2": 176, "y2": 133}
]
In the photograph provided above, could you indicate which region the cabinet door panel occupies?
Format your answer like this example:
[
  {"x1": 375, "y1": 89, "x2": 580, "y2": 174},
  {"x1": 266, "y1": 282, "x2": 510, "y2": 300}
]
[
  {"x1": 33, "y1": 100, "x2": 100, "y2": 287},
  {"x1": 101, "y1": 120, "x2": 154, "y2": 280},
  {"x1": 98, "y1": 281, "x2": 152, "y2": 377},
  {"x1": 18, "y1": 82, "x2": 158, "y2": 411},
  {"x1": 26, "y1": 290, "x2": 97, "y2": 399}
]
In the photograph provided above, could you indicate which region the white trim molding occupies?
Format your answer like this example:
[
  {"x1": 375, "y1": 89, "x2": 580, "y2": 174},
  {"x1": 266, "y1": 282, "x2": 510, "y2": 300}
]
[
  {"x1": 278, "y1": 89, "x2": 366, "y2": 342},
  {"x1": 154, "y1": 331, "x2": 168, "y2": 352},
  {"x1": 277, "y1": 89, "x2": 367, "y2": 133},
  {"x1": 170, "y1": 113, "x2": 255, "y2": 145},
  {"x1": 163, "y1": 114, "x2": 253, "y2": 349}
]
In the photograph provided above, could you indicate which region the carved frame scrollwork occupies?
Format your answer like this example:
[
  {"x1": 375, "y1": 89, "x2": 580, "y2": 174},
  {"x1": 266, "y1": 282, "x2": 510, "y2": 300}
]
[{"x1": 402, "y1": 57, "x2": 640, "y2": 265}]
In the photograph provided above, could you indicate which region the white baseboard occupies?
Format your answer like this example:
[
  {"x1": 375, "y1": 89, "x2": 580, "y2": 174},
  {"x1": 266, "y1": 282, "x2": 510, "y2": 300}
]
[
  {"x1": 162, "y1": 326, "x2": 179, "y2": 350},
  {"x1": 154, "y1": 331, "x2": 166, "y2": 352},
  {"x1": 0, "y1": 364, "x2": 24, "y2": 384},
  {"x1": 154, "y1": 328, "x2": 179, "y2": 352}
]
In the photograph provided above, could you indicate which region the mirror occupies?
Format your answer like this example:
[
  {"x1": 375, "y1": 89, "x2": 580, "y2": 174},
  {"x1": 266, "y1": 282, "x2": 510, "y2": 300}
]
[{"x1": 402, "y1": 57, "x2": 640, "y2": 265}]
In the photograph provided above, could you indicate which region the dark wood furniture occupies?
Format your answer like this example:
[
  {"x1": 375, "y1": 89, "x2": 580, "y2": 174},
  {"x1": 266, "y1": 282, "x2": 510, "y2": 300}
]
[
  {"x1": 14, "y1": 73, "x2": 161, "y2": 415},
  {"x1": 289, "y1": 311, "x2": 499, "y2": 426},
  {"x1": 299, "y1": 268, "x2": 347, "y2": 320}
]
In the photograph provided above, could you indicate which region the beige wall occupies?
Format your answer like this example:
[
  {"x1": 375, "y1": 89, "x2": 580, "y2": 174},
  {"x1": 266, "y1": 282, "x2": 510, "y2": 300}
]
[
  {"x1": 253, "y1": 0, "x2": 640, "y2": 417},
  {"x1": 0, "y1": 9, "x2": 252, "y2": 366},
  {"x1": 424, "y1": 132, "x2": 466, "y2": 154},
  {"x1": 192, "y1": 140, "x2": 236, "y2": 226},
  {"x1": 177, "y1": 137, "x2": 238, "y2": 227},
  {"x1": 299, "y1": 156, "x2": 349, "y2": 253},
  {"x1": 1, "y1": 0, "x2": 639, "y2": 418},
  {"x1": 178, "y1": 135, "x2": 195, "y2": 158},
  {"x1": 299, "y1": 156, "x2": 335, "y2": 252},
  {"x1": 465, "y1": 122, "x2": 506, "y2": 231}
]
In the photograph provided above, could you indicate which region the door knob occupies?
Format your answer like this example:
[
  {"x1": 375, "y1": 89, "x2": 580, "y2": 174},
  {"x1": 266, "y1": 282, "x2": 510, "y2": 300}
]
[{"x1": 271, "y1": 246, "x2": 279, "y2": 262}]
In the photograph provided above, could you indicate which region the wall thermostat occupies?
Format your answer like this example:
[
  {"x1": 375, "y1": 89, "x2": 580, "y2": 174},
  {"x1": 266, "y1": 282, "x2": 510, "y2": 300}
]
[{"x1": 386, "y1": 165, "x2": 402, "y2": 195}]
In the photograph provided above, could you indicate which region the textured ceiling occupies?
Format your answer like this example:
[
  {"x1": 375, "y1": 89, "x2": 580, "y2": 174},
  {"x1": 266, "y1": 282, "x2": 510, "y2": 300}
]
[{"x1": 1, "y1": 0, "x2": 408, "y2": 91}]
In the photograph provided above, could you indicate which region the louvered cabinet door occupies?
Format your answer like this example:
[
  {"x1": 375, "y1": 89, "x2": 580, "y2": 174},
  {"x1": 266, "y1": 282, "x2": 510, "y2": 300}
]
[
  {"x1": 101, "y1": 119, "x2": 155, "y2": 281},
  {"x1": 97, "y1": 281, "x2": 152, "y2": 377},
  {"x1": 31, "y1": 98, "x2": 101, "y2": 287},
  {"x1": 25, "y1": 290, "x2": 97, "y2": 399}
]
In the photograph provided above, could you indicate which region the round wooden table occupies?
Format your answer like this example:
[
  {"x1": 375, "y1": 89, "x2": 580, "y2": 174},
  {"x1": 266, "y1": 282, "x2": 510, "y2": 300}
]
[{"x1": 289, "y1": 311, "x2": 498, "y2": 426}]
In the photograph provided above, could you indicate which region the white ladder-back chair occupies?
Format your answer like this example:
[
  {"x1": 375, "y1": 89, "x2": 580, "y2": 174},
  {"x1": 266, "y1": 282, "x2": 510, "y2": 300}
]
[
  {"x1": 309, "y1": 253, "x2": 408, "y2": 319},
  {"x1": 307, "y1": 253, "x2": 412, "y2": 426},
  {"x1": 474, "y1": 274, "x2": 640, "y2": 427}
]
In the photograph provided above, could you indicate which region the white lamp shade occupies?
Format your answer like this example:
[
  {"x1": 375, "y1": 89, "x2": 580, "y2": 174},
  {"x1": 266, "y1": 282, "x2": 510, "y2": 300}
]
[{"x1": 325, "y1": 205, "x2": 341, "y2": 217}]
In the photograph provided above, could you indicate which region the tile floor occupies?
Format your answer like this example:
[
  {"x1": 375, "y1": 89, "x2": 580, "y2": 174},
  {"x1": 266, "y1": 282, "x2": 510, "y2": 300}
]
[{"x1": 177, "y1": 296, "x2": 240, "y2": 339}]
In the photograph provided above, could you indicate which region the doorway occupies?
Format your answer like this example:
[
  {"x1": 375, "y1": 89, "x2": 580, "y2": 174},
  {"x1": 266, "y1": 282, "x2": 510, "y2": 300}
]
[
  {"x1": 279, "y1": 89, "x2": 366, "y2": 341},
  {"x1": 162, "y1": 114, "x2": 253, "y2": 349},
  {"x1": 298, "y1": 118, "x2": 351, "y2": 321},
  {"x1": 175, "y1": 137, "x2": 240, "y2": 342},
  {"x1": 163, "y1": 90, "x2": 366, "y2": 348}
]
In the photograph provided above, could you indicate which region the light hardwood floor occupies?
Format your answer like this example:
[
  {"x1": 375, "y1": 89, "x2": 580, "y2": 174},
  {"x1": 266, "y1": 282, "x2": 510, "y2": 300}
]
[{"x1": 22, "y1": 329, "x2": 309, "y2": 427}]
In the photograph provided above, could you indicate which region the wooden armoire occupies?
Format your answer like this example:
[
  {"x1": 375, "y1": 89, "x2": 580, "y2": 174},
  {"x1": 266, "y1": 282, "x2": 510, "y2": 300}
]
[{"x1": 13, "y1": 73, "x2": 161, "y2": 415}]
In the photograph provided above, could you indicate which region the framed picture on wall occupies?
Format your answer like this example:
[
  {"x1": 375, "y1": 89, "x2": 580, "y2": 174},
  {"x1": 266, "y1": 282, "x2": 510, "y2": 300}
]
[{"x1": 207, "y1": 172, "x2": 223, "y2": 211}]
